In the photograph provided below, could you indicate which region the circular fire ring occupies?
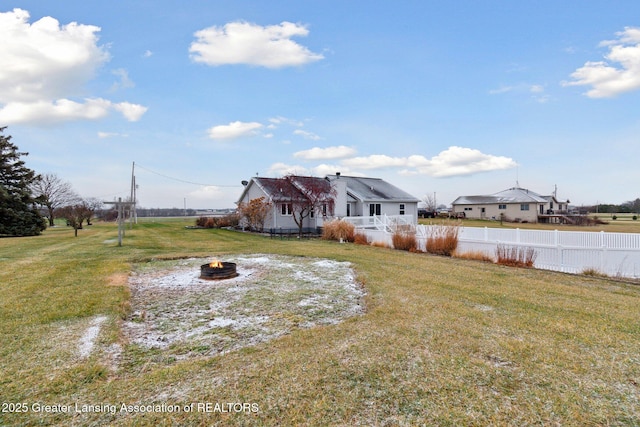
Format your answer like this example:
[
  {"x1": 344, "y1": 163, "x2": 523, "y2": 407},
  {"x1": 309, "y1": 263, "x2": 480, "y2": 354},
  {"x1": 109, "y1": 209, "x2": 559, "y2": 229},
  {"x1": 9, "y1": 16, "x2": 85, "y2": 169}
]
[{"x1": 200, "y1": 262, "x2": 238, "y2": 280}]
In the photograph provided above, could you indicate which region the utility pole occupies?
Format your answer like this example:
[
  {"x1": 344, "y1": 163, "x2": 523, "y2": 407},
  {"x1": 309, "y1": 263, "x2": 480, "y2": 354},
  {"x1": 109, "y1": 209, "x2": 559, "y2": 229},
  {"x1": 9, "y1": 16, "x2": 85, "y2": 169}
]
[
  {"x1": 104, "y1": 197, "x2": 135, "y2": 246},
  {"x1": 130, "y1": 161, "x2": 137, "y2": 226}
]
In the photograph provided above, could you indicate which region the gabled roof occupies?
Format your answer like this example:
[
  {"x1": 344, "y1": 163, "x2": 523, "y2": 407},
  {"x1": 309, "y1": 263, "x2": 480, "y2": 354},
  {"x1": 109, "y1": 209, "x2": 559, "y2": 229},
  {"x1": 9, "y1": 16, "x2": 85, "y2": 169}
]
[
  {"x1": 325, "y1": 175, "x2": 420, "y2": 203},
  {"x1": 237, "y1": 176, "x2": 332, "y2": 204},
  {"x1": 452, "y1": 187, "x2": 553, "y2": 205}
]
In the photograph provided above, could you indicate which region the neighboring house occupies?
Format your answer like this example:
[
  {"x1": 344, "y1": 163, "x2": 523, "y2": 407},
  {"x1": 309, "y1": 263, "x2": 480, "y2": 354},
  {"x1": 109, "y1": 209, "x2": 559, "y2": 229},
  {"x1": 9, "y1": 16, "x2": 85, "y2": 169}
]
[
  {"x1": 236, "y1": 173, "x2": 420, "y2": 230},
  {"x1": 451, "y1": 187, "x2": 570, "y2": 223}
]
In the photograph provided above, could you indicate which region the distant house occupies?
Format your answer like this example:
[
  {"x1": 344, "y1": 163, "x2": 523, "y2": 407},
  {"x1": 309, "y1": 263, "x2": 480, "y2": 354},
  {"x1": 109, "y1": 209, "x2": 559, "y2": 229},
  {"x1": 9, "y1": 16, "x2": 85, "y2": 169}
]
[
  {"x1": 236, "y1": 173, "x2": 420, "y2": 230},
  {"x1": 451, "y1": 187, "x2": 570, "y2": 223}
]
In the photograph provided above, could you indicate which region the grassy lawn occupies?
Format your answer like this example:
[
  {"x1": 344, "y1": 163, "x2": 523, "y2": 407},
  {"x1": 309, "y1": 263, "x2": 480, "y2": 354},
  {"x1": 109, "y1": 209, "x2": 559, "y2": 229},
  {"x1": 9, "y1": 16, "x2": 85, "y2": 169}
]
[{"x1": 1, "y1": 220, "x2": 639, "y2": 426}]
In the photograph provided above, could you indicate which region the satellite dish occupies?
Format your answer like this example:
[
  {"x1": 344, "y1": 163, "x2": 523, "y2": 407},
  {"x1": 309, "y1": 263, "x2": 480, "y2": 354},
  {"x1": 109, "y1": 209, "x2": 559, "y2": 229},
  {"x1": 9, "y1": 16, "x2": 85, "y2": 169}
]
[{"x1": 241, "y1": 180, "x2": 249, "y2": 186}]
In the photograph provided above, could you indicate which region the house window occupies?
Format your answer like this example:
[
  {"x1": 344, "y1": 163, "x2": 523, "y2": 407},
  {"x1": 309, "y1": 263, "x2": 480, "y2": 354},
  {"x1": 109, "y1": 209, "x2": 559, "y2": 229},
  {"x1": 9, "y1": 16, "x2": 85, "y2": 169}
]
[
  {"x1": 464, "y1": 207, "x2": 473, "y2": 211},
  {"x1": 399, "y1": 204, "x2": 405, "y2": 215},
  {"x1": 281, "y1": 203, "x2": 292, "y2": 215},
  {"x1": 520, "y1": 204, "x2": 530, "y2": 211},
  {"x1": 369, "y1": 203, "x2": 381, "y2": 216},
  {"x1": 346, "y1": 203, "x2": 351, "y2": 217},
  {"x1": 499, "y1": 204, "x2": 507, "y2": 210},
  {"x1": 322, "y1": 203, "x2": 328, "y2": 216}
]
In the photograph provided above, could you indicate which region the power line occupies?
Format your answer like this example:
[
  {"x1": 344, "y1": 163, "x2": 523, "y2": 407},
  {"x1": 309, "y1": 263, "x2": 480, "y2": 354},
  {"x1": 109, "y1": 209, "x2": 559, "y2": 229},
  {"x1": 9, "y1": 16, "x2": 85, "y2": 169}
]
[{"x1": 135, "y1": 163, "x2": 242, "y2": 187}]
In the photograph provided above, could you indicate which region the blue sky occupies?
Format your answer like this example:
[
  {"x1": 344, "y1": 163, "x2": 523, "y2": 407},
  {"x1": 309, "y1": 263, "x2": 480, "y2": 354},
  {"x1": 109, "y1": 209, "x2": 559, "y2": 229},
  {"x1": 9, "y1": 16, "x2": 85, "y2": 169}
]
[{"x1": 1, "y1": 1, "x2": 639, "y2": 209}]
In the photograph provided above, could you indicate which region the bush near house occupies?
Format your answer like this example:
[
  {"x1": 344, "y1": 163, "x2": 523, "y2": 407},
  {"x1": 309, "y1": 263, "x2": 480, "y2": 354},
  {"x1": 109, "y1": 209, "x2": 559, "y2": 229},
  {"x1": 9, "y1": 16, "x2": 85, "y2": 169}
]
[
  {"x1": 322, "y1": 219, "x2": 355, "y2": 242},
  {"x1": 195, "y1": 213, "x2": 240, "y2": 229}
]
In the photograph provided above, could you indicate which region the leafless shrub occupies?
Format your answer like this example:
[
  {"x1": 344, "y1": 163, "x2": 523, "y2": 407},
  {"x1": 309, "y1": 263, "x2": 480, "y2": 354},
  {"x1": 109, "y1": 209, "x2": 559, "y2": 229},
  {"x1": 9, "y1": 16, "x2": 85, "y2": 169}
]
[
  {"x1": 495, "y1": 244, "x2": 537, "y2": 268},
  {"x1": 392, "y1": 230, "x2": 417, "y2": 252},
  {"x1": 426, "y1": 224, "x2": 459, "y2": 256}
]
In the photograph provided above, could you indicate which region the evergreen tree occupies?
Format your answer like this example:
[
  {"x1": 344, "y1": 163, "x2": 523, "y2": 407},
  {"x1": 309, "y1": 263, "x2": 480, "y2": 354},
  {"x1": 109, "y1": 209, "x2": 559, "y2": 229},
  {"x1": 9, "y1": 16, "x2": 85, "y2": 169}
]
[{"x1": 0, "y1": 127, "x2": 46, "y2": 236}]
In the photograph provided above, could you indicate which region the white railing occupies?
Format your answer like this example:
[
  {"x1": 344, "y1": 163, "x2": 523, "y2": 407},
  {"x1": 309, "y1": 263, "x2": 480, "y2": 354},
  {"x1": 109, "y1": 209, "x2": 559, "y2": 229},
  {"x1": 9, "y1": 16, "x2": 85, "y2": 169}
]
[
  {"x1": 341, "y1": 215, "x2": 415, "y2": 233},
  {"x1": 356, "y1": 224, "x2": 640, "y2": 278}
]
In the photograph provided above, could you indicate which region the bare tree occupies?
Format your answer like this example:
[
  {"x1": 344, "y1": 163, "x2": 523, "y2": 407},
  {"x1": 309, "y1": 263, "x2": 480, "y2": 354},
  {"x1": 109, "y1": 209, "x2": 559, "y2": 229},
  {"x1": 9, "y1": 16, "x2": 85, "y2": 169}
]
[
  {"x1": 279, "y1": 175, "x2": 336, "y2": 237},
  {"x1": 422, "y1": 193, "x2": 437, "y2": 212},
  {"x1": 237, "y1": 196, "x2": 272, "y2": 231},
  {"x1": 82, "y1": 197, "x2": 103, "y2": 225},
  {"x1": 31, "y1": 173, "x2": 79, "y2": 226},
  {"x1": 58, "y1": 203, "x2": 92, "y2": 237}
]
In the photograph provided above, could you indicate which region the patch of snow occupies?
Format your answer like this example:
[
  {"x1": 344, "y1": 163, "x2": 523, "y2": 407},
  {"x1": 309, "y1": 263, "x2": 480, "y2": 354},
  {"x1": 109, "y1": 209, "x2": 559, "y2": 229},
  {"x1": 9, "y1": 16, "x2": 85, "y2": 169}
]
[
  {"x1": 78, "y1": 315, "x2": 107, "y2": 358},
  {"x1": 123, "y1": 254, "x2": 365, "y2": 360}
]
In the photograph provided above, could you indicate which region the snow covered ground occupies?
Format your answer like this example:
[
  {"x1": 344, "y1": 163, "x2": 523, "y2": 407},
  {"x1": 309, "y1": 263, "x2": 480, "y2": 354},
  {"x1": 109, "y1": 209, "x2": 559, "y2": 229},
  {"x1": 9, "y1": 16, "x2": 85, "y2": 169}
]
[{"x1": 124, "y1": 254, "x2": 365, "y2": 359}]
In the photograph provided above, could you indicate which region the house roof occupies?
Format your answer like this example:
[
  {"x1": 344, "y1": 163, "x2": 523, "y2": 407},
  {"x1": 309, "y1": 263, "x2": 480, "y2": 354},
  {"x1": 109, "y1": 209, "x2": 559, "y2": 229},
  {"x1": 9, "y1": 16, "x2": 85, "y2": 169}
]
[
  {"x1": 237, "y1": 176, "x2": 333, "y2": 204},
  {"x1": 238, "y1": 174, "x2": 420, "y2": 205},
  {"x1": 452, "y1": 187, "x2": 559, "y2": 205},
  {"x1": 326, "y1": 175, "x2": 420, "y2": 203}
]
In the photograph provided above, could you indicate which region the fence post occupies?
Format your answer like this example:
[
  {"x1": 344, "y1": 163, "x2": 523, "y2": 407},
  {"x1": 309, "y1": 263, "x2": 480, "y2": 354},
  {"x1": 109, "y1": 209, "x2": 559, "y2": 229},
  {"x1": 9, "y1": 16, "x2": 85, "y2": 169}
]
[
  {"x1": 557, "y1": 244, "x2": 563, "y2": 272},
  {"x1": 516, "y1": 228, "x2": 520, "y2": 244},
  {"x1": 484, "y1": 226, "x2": 488, "y2": 242}
]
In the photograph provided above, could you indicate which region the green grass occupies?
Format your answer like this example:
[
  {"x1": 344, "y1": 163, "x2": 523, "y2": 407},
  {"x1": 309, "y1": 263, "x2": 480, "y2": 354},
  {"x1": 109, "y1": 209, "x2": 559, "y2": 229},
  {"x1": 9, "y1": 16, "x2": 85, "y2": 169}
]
[{"x1": 1, "y1": 220, "x2": 639, "y2": 426}]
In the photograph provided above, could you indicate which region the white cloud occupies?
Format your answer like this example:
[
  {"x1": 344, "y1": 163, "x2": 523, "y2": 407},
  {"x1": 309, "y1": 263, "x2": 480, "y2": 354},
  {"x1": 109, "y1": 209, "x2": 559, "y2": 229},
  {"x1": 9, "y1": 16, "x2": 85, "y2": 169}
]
[
  {"x1": 207, "y1": 121, "x2": 263, "y2": 140},
  {"x1": 113, "y1": 102, "x2": 147, "y2": 121},
  {"x1": 98, "y1": 131, "x2": 128, "y2": 138},
  {"x1": 294, "y1": 145, "x2": 357, "y2": 160},
  {"x1": 341, "y1": 146, "x2": 516, "y2": 178},
  {"x1": 269, "y1": 116, "x2": 304, "y2": 127},
  {"x1": 0, "y1": 98, "x2": 146, "y2": 124},
  {"x1": 267, "y1": 162, "x2": 311, "y2": 177},
  {"x1": 341, "y1": 154, "x2": 408, "y2": 170},
  {"x1": 189, "y1": 21, "x2": 324, "y2": 68},
  {"x1": 188, "y1": 185, "x2": 224, "y2": 201},
  {"x1": 488, "y1": 86, "x2": 514, "y2": 95},
  {"x1": 293, "y1": 129, "x2": 322, "y2": 140},
  {"x1": 143, "y1": 50, "x2": 153, "y2": 58},
  {"x1": 111, "y1": 68, "x2": 134, "y2": 91},
  {"x1": 0, "y1": 9, "x2": 147, "y2": 124},
  {"x1": 563, "y1": 26, "x2": 640, "y2": 98}
]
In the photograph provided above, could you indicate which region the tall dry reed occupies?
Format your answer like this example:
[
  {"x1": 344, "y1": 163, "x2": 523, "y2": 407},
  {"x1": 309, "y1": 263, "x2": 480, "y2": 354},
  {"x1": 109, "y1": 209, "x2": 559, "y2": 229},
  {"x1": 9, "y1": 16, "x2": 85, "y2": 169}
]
[{"x1": 426, "y1": 224, "x2": 459, "y2": 256}]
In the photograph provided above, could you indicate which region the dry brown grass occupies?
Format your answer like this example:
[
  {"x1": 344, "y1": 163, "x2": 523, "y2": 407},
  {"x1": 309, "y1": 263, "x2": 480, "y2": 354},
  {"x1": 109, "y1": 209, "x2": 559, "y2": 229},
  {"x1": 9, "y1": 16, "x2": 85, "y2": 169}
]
[
  {"x1": 371, "y1": 240, "x2": 390, "y2": 248},
  {"x1": 426, "y1": 224, "x2": 459, "y2": 256},
  {"x1": 322, "y1": 219, "x2": 355, "y2": 242},
  {"x1": 392, "y1": 231, "x2": 417, "y2": 252},
  {"x1": 495, "y1": 244, "x2": 537, "y2": 268},
  {"x1": 453, "y1": 249, "x2": 494, "y2": 263},
  {"x1": 2, "y1": 219, "x2": 639, "y2": 426},
  {"x1": 353, "y1": 232, "x2": 370, "y2": 245}
]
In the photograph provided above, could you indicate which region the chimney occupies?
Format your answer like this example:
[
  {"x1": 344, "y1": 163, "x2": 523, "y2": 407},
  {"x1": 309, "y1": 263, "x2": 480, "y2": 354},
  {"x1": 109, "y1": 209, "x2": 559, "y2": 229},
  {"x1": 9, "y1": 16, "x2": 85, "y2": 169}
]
[{"x1": 336, "y1": 172, "x2": 341, "y2": 179}]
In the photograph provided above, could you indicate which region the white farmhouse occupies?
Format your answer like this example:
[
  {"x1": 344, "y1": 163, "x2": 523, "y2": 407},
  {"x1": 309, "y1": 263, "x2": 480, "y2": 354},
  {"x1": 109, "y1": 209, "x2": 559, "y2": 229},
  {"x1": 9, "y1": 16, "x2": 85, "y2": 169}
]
[{"x1": 237, "y1": 173, "x2": 420, "y2": 231}]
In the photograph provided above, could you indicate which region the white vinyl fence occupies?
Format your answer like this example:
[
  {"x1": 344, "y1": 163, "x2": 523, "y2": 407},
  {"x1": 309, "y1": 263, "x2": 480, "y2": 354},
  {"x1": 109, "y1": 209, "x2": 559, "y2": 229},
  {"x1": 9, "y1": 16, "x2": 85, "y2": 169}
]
[
  {"x1": 451, "y1": 227, "x2": 640, "y2": 278},
  {"x1": 348, "y1": 216, "x2": 640, "y2": 278}
]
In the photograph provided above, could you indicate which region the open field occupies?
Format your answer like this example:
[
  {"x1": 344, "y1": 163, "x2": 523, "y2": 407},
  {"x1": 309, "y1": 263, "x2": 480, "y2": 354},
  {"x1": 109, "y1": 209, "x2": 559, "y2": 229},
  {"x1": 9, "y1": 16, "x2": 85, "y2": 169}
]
[{"x1": 1, "y1": 220, "x2": 639, "y2": 426}]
